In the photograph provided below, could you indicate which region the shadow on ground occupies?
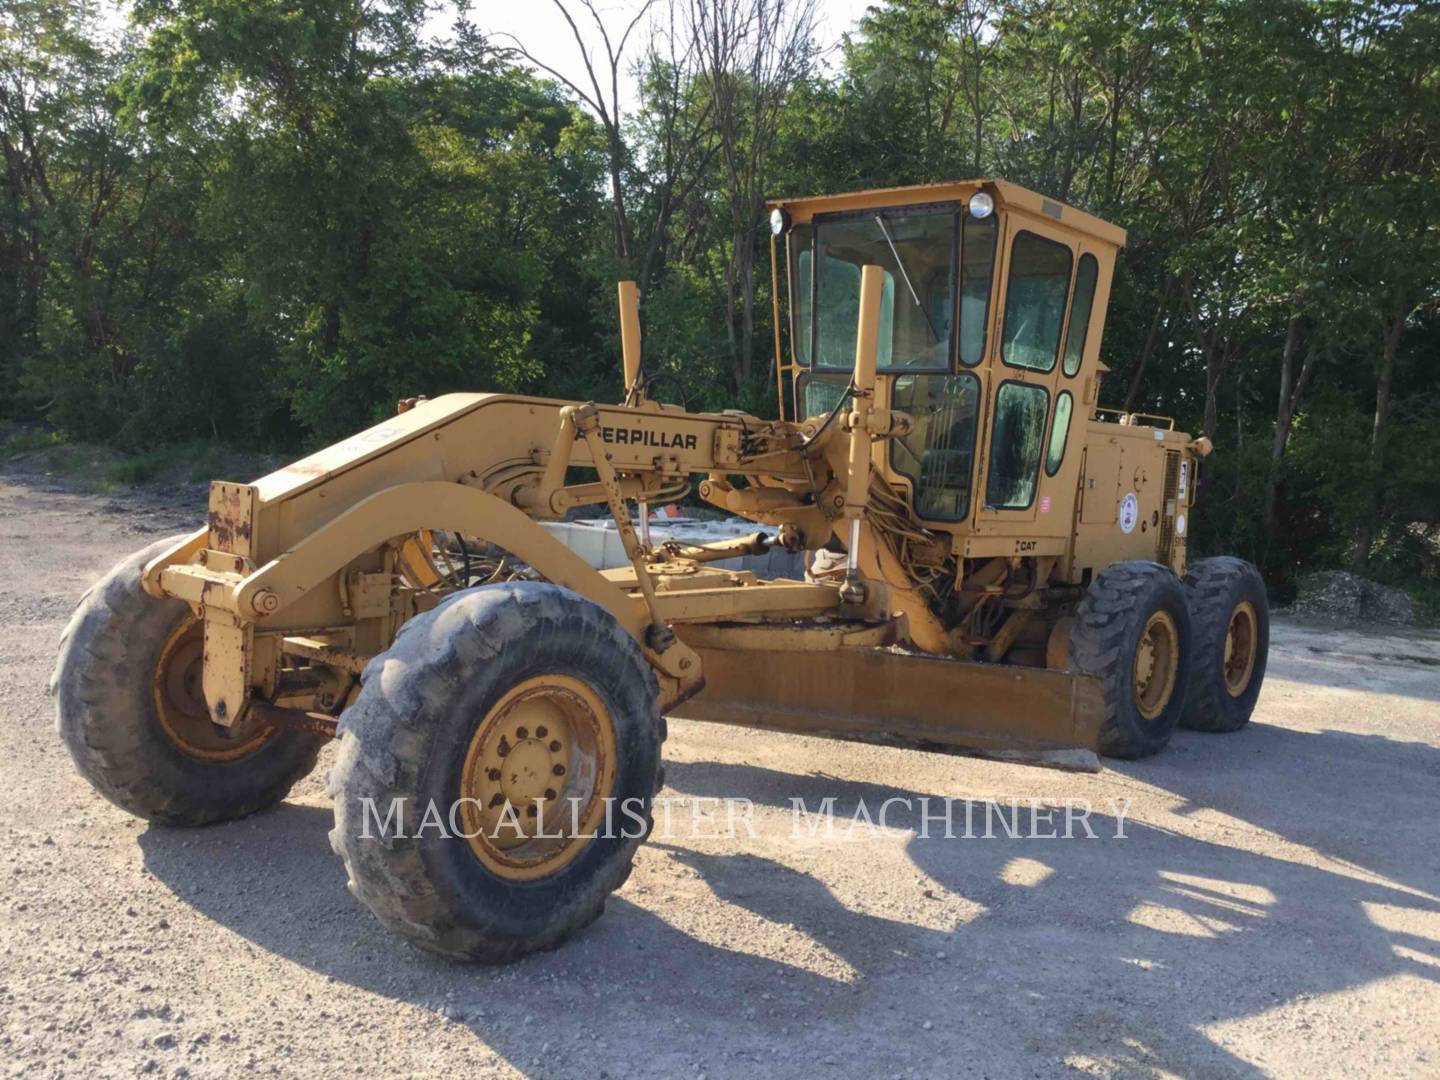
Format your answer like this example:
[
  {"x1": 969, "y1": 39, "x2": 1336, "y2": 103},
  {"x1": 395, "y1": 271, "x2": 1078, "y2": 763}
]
[{"x1": 137, "y1": 719, "x2": 1440, "y2": 1076}]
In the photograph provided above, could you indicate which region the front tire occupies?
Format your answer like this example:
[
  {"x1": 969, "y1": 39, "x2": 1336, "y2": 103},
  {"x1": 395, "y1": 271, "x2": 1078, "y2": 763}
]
[
  {"x1": 1069, "y1": 561, "x2": 1193, "y2": 759},
  {"x1": 329, "y1": 581, "x2": 664, "y2": 962},
  {"x1": 1180, "y1": 557, "x2": 1269, "y2": 732},
  {"x1": 53, "y1": 535, "x2": 326, "y2": 825}
]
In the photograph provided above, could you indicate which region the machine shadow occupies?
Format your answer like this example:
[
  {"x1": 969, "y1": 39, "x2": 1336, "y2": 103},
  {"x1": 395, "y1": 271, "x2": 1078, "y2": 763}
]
[
  {"x1": 136, "y1": 800, "x2": 874, "y2": 1076},
  {"x1": 663, "y1": 757, "x2": 1440, "y2": 1076},
  {"x1": 134, "y1": 713, "x2": 1440, "y2": 1079},
  {"x1": 1109, "y1": 720, "x2": 1440, "y2": 895}
]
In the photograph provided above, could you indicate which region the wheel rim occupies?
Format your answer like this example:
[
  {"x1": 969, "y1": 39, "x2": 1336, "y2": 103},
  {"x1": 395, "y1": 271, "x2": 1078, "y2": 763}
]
[
  {"x1": 458, "y1": 675, "x2": 616, "y2": 881},
  {"x1": 151, "y1": 620, "x2": 274, "y2": 761},
  {"x1": 1223, "y1": 601, "x2": 1259, "y2": 697},
  {"x1": 1133, "y1": 610, "x2": 1180, "y2": 721}
]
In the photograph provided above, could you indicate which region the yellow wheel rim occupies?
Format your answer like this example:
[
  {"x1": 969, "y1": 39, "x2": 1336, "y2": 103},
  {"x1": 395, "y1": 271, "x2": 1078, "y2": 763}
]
[
  {"x1": 1133, "y1": 610, "x2": 1180, "y2": 721},
  {"x1": 1223, "y1": 601, "x2": 1259, "y2": 697},
  {"x1": 458, "y1": 675, "x2": 617, "y2": 882},
  {"x1": 151, "y1": 620, "x2": 274, "y2": 761}
]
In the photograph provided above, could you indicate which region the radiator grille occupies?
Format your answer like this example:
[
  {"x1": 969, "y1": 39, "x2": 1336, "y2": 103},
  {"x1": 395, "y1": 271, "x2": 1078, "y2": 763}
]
[{"x1": 1158, "y1": 450, "x2": 1181, "y2": 563}]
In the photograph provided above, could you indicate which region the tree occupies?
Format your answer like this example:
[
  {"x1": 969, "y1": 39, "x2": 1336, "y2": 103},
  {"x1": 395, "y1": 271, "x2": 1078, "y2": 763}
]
[{"x1": 688, "y1": 0, "x2": 816, "y2": 390}]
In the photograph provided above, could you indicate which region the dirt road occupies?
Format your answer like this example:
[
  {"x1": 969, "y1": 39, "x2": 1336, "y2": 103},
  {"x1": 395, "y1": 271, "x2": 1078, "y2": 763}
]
[{"x1": 2, "y1": 470, "x2": 1438, "y2": 1079}]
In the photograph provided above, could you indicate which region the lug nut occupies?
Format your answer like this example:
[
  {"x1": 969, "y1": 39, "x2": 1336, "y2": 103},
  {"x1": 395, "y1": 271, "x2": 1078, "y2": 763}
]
[
  {"x1": 488, "y1": 794, "x2": 504, "y2": 808},
  {"x1": 544, "y1": 788, "x2": 557, "y2": 801},
  {"x1": 516, "y1": 726, "x2": 529, "y2": 739},
  {"x1": 487, "y1": 768, "x2": 501, "y2": 781},
  {"x1": 549, "y1": 740, "x2": 562, "y2": 752},
  {"x1": 536, "y1": 726, "x2": 548, "y2": 738},
  {"x1": 525, "y1": 805, "x2": 537, "y2": 818},
  {"x1": 552, "y1": 764, "x2": 565, "y2": 776}
]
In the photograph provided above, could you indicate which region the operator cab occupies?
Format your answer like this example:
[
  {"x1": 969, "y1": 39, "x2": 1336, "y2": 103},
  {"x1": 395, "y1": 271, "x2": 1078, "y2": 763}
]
[{"x1": 768, "y1": 180, "x2": 1126, "y2": 536}]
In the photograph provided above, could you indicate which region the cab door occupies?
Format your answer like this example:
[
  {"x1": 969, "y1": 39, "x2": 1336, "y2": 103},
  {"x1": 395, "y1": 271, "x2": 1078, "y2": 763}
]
[
  {"x1": 973, "y1": 213, "x2": 1077, "y2": 531},
  {"x1": 883, "y1": 207, "x2": 998, "y2": 526}
]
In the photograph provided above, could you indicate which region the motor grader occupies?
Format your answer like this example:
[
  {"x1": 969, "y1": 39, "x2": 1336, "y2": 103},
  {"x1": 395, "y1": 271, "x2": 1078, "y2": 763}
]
[{"x1": 54, "y1": 179, "x2": 1269, "y2": 962}]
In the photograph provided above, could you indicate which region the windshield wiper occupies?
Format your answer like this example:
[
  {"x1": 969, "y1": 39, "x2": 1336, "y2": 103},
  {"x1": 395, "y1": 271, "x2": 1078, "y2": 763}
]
[{"x1": 874, "y1": 215, "x2": 941, "y2": 344}]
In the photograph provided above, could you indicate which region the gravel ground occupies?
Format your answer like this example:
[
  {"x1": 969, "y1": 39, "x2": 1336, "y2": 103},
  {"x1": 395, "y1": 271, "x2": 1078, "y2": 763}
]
[{"x1": 2, "y1": 470, "x2": 1438, "y2": 1079}]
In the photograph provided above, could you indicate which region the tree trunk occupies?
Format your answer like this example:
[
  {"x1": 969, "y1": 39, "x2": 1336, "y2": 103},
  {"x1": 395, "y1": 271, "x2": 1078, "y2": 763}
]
[
  {"x1": 607, "y1": 130, "x2": 633, "y2": 260},
  {"x1": 1261, "y1": 315, "x2": 1318, "y2": 540},
  {"x1": 738, "y1": 241, "x2": 755, "y2": 386},
  {"x1": 1122, "y1": 276, "x2": 1172, "y2": 412},
  {"x1": 1353, "y1": 313, "x2": 1404, "y2": 567},
  {"x1": 1104, "y1": 50, "x2": 1122, "y2": 204},
  {"x1": 1203, "y1": 367, "x2": 1221, "y2": 443}
]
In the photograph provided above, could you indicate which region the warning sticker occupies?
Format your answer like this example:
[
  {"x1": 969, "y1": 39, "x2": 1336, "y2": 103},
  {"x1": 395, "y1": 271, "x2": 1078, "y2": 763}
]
[
  {"x1": 1176, "y1": 513, "x2": 1187, "y2": 536},
  {"x1": 1040, "y1": 495, "x2": 1051, "y2": 514},
  {"x1": 1119, "y1": 492, "x2": 1139, "y2": 534},
  {"x1": 1178, "y1": 462, "x2": 1188, "y2": 500}
]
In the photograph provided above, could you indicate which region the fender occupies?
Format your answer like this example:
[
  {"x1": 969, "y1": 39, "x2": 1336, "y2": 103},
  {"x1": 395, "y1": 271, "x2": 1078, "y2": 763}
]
[{"x1": 233, "y1": 481, "x2": 646, "y2": 640}]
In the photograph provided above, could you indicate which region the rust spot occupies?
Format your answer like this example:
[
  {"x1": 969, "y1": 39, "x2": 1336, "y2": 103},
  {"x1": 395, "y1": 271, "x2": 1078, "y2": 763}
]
[
  {"x1": 207, "y1": 485, "x2": 255, "y2": 556},
  {"x1": 277, "y1": 461, "x2": 331, "y2": 478}
]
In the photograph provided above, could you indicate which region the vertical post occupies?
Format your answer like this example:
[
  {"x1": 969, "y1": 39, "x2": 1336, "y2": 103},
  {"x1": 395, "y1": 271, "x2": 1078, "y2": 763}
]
[
  {"x1": 770, "y1": 234, "x2": 787, "y2": 422},
  {"x1": 617, "y1": 280, "x2": 642, "y2": 400},
  {"x1": 842, "y1": 264, "x2": 885, "y2": 598}
]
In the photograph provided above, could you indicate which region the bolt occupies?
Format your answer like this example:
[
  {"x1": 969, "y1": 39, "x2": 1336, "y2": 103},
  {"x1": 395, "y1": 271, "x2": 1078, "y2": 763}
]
[
  {"x1": 544, "y1": 788, "x2": 557, "y2": 800},
  {"x1": 549, "y1": 740, "x2": 561, "y2": 752},
  {"x1": 536, "y1": 726, "x2": 548, "y2": 738},
  {"x1": 525, "y1": 805, "x2": 537, "y2": 818},
  {"x1": 552, "y1": 764, "x2": 565, "y2": 776},
  {"x1": 252, "y1": 589, "x2": 280, "y2": 615},
  {"x1": 497, "y1": 738, "x2": 510, "y2": 758},
  {"x1": 516, "y1": 726, "x2": 529, "y2": 739},
  {"x1": 488, "y1": 794, "x2": 504, "y2": 808},
  {"x1": 487, "y1": 768, "x2": 501, "y2": 782}
]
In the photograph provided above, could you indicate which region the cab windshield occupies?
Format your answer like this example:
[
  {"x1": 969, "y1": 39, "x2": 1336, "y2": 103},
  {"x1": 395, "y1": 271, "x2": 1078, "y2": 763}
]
[
  {"x1": 792, "y1": 207, "x2": 954, "y2": 372},
  {"x1": 789, "y1": 205, "x2": 997, "y2": 373}
]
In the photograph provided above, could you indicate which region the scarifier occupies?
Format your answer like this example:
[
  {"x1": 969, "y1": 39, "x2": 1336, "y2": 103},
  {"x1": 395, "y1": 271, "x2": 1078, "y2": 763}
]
[{"x1": 53, "y1": 180, "x2": 1270, "y2": 961}]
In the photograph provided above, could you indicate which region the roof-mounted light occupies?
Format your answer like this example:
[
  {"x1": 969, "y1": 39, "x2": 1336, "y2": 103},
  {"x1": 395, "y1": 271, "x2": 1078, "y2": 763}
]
[
  {"x1": 968, "y1": 192, "x2": 995, "y2": 219},
  {"x1": 769, "y1": 207, "x2": 791, "y2": 236}
]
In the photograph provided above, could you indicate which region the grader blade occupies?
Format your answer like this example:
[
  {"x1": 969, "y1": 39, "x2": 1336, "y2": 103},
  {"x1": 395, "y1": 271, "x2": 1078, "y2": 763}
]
[{"x1": 676, "y1": 644, "x2": 1106, "y2": 773}]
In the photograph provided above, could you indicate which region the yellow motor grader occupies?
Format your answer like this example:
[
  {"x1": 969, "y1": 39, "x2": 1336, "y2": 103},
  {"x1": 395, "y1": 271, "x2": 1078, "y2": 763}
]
[{"x1": 54, "y1": 179, "x2": 1269, "y2": 961}]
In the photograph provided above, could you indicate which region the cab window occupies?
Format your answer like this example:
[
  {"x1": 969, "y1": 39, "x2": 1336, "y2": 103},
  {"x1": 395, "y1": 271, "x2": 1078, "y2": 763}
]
[
  {"x1": 985, "y1": 382, "x2": 1049, "y2": 509},
  {"x1": 1001, "y1": 231, "x2": 1072, "y2": 372},
  {"x1": 810, "y1": 209, "x2": 954, "y2": 372},
  {"x1": 890, "y1": 373, "x2": 980, "y2": 521},
  {"x1": 1045, "y1": 390, "x2": 1073, "y2": 475},
  {"x1": 798, "y1": 372, "x2": 849, "y2": 418},
  {"x1": 789, "y1": 224, "x2": 814, "y2": 366},
  {"x1": 1062, "y1": 254, "x2": 1098, "y2": 376},
  {"x1": 959, "y1": 214, "x2": 997, "y2": 365}
]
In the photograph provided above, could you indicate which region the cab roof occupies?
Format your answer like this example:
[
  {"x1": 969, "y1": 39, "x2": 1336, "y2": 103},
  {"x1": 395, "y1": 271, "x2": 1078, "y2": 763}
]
[{"x1": 767, "y1": 178, "x2": 1127, "y2": 249}]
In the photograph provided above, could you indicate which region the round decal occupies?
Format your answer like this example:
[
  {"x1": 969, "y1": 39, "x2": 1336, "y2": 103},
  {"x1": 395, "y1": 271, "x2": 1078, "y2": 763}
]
[
  {"x1": 1119, "y1": 492, "x2": 1139, "y2": 534},
  {"x1": 1176, "y1": 513, "x2": 1186, "y2": 536}
]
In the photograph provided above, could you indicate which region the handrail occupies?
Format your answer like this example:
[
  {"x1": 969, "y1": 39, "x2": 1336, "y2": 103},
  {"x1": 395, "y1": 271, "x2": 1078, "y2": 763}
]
[{"x1": 1093, "y1": 407, "x2": 1176, "y2": 431}]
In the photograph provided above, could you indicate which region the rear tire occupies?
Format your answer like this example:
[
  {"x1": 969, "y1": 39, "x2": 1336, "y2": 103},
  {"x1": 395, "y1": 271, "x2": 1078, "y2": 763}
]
[
  {"x1": 1180, "y1": 557, "x2": 1269, "y2": 732},
  {"x1": 329, "y1": 581, "x2": 664, "y2": 962},
  {"x1": 1069, "y1": 561, "x2": 1192, "y2": 759},
  {"x1": 53, "y1": 535, "x2": 326, "y2": 825}
]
